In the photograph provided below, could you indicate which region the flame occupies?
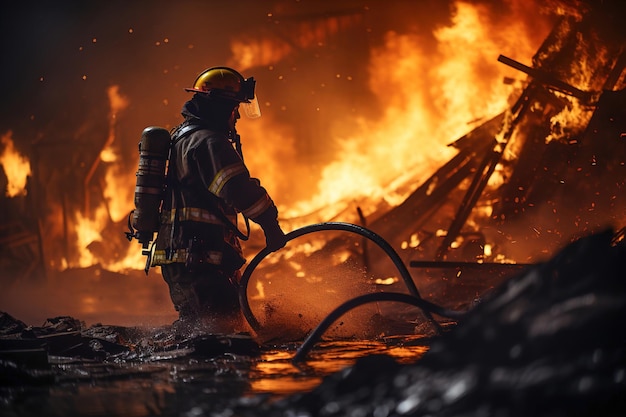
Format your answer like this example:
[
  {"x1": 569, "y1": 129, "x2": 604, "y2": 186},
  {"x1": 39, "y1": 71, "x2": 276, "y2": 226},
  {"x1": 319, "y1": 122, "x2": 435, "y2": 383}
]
[
  {"x1": 69, "y1": 85, "x2": 138, "y2": 271},
  {"x1": 102, "y1": 85, "x2": 131, "y2": 222},
  {"x1": 106, "y1": 246, "x2": 147, "y2": 273},
  {"x1": 231, "y1": 11, "x2": 362, "y2": 71},
  {"x1": 0, "y1": 131, "x2": 31, "y2": 197},
  {"x1": 46, "y1": 1, "x2": 550, "y2": 276},
  {"x1": 231, "y1": 38, "x2": 293, "y2": 71},
  {"x1": 243, "y1": 1, "x2": 541, "y2": 223},
  {"x1": 75, "y1": 206, "x2": 108, "y2": 268},
  {"x1": 546, "y1": 97, "x2": 592, "y2": 143}
]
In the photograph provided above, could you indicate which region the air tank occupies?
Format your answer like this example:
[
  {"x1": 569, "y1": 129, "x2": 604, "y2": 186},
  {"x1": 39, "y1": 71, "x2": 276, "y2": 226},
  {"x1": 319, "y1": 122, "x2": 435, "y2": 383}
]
[{"x1": 131, "y1": 126, "x2": 171, "y2": 251}]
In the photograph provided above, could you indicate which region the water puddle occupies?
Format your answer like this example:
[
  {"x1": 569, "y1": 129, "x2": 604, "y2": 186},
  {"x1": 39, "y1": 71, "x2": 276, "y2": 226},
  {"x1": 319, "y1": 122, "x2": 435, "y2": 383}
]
[
  {"x1": 251, "y1": 337, "x2": 429, "y2": 396},
  {"x1": 1, "y1": 336, "x2": 429, "y2": 416}
]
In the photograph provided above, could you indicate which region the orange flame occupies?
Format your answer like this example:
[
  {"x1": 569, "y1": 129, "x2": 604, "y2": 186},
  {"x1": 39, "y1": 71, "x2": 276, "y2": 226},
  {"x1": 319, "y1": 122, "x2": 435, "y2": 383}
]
[
  {"x1": 102, "y1": 85, "x2": 132, "y2": 222},
  {"x1": 0, "y1": 131, "x2": 31, "y2": 197},
  {"x1": 75, "y1": 206, "x2": 108, "y2": 268},
  {"x1": 75, "y1": 1, "x2": 549, "y2": 273},
  {"x1": 70, "y1": 85, "x2": 142, "y2": 272},
  {"x1": 238, "y1": 1, "x2": 542, "y2": 226}
]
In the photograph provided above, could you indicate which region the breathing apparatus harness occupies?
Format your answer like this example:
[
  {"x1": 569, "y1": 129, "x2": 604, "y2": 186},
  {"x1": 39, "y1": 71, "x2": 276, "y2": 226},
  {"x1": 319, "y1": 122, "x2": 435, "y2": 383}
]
[{"x1": 125, "y1": 122, "x2": 250, "y2": 274}]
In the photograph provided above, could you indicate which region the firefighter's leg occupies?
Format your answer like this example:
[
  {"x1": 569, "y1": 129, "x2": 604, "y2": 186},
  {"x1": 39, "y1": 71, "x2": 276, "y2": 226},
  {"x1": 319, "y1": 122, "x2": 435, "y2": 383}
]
[
  {"x1": 192, "y1": 267, "x2": 244, "y2": 332},
  {"x1": 198, "y1": 268, "x2": 241, "y2": 315},
  {"x1": 162, "y1": 264, "x2": 243, "y2": 327},
  {"x1": 161, "y1": 263, "x2": 203, "y2": 319}
]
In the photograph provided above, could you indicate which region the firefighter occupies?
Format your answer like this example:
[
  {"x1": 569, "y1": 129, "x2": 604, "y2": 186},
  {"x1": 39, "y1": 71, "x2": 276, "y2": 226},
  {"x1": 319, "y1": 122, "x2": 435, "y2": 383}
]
[{"x1": 151, "y1": 66, "x2": 287, "y2": 330}]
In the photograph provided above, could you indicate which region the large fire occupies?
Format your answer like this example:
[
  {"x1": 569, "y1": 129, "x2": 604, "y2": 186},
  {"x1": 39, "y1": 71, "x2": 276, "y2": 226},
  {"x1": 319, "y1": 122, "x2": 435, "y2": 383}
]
[
  {"x1": 237, "y1": 2, "x2": 543, "y2": 223},
  {"x1": 24, "y1": 0, "x2": 545, "y2": 274},
  {"x1": 1, "y1": 1, "x2": 623, "y2": 329}
]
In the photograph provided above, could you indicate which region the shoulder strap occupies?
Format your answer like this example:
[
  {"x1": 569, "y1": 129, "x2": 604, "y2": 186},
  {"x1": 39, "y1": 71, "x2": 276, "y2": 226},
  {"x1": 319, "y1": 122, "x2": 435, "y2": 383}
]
[{"x1": 170, "y1": 122, "x2": 207, "y2": 144}]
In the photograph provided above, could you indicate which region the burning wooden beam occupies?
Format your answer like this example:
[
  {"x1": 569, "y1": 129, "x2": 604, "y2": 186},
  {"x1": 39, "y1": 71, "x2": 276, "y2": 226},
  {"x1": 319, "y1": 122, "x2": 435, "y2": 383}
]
[{"x1": 497, "y1": 54, "x2": 593, "y2": 103}]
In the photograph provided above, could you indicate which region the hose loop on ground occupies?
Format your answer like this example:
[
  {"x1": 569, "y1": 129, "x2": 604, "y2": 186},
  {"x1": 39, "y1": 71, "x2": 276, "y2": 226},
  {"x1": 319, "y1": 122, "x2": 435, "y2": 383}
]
[
  {"x1": 239, "y1": 222, "x2": 449, "y2": 332},
  {"x1": 292, "y1": 292, "x2": 464, "y2": 363}
]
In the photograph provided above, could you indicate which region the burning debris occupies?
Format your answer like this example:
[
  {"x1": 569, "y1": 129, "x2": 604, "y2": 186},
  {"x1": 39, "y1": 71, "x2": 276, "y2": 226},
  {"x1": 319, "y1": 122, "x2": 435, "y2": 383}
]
[
  {"x1": 241, "y1": 1, "x2": 626, "y2": 337},
  {"x1": 368, "y1": 8, "x2": 626, "y2": 265}
]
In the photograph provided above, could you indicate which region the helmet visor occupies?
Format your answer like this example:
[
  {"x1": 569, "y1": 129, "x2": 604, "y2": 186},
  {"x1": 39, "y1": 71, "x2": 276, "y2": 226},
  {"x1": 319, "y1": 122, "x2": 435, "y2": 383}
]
[{"x1": 241, "y1": 94, "x2": 261, "y2": 118}]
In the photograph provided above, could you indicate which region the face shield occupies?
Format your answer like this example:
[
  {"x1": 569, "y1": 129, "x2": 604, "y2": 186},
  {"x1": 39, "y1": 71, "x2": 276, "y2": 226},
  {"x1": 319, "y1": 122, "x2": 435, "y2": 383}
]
[
  {"x1": 241, "y1": 95, "x2": 261, "y2": 119},
  {"x1": 240, "y1": 76, "x2": 261, "y2": 119}
]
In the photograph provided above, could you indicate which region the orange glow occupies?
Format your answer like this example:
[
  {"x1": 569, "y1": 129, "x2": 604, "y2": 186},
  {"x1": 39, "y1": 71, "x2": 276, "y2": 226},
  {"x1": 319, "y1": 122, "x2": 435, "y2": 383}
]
[
  {"x1": 231, "y1": 12, "x2": 362, "y2": 71},
  {"x1": 0, "y1": 131, "x2": 31, "y2": 197},
  {"x1": 60, "y1": 1, "x2": 548, "y2": 275},
  {"x1": 63, "y1": 84, "x2": 150, "y2": 274},
  {"x1": 250, "y1": 340, "x2": 428, "y2": 396},
  {"x1": 75, "y1": 206, "x2": 108, "y2": 268},
  {"x1": 12, "y1": 0, "x2": 623, "y2": 333},
  {"x1": 235, "y1": 1, "x2": 541, "y2": 226},
  {"x1": 546, "y1": 99, "x2": 592, "y2": 143}
]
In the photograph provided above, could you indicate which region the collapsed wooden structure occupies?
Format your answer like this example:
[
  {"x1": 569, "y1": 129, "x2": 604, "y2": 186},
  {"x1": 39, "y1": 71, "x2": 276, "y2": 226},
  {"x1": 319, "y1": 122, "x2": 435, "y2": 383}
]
[{"x1": 369, "y1": 9, "x2": 626, "y2": 264}]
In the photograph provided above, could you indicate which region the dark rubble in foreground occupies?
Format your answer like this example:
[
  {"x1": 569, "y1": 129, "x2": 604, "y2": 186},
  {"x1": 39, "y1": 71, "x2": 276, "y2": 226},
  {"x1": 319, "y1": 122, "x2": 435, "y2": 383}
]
[
  {"x1": 226, "y1": 229, "x2": 626, "y2": 417},
  {"x1": 0, "y1": 229, "x2": 624, "y2": 416}
]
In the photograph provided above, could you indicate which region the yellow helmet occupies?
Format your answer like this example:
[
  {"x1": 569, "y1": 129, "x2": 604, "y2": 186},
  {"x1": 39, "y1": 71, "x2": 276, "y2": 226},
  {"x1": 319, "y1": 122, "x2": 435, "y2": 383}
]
[{"x1": 185, "y1": 67, "x2": 255, "y2": 103}]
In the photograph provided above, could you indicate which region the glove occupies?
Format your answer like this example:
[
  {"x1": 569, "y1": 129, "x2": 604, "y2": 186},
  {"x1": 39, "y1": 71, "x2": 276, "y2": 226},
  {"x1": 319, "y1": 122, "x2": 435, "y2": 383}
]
[
  {"x1": 253, "y1": 206, "x2": 287, "y2": 252},
  {"x1": 264, "y1": 222, "x2": 287, "y2": 252}
]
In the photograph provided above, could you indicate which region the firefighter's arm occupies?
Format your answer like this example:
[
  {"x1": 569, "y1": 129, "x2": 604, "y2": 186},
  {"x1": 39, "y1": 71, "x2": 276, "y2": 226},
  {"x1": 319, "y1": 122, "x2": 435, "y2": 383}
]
[
  {"x1": 223, "y1": 177, "x2": 287, "y2": 252},
  {"x1": 249, "y1": 203, "x2": 287, "y2": 252},
  {"x1": 192, "y1": 142, "x2": 287, "y2": 251}
]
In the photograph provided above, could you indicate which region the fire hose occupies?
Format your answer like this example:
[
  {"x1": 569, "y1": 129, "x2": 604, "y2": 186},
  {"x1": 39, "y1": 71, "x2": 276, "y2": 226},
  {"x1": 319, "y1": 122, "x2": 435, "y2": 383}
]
[
  {"x1": 238, "y1": 222, "x2": 466, "y2": 362},
  {"x1": 292, "y1": 292, "x2": 464, "y2": 363}
]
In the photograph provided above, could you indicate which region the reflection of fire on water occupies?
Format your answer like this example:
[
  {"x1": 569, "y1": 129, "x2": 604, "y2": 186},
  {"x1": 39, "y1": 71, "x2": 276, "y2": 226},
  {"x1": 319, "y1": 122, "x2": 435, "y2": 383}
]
[{"x1": 1, "y1": 1, "x2": 624, "y2": 332}]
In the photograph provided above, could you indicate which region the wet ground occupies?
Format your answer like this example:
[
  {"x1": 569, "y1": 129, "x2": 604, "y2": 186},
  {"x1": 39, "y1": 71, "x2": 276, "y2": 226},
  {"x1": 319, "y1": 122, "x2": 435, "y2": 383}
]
[
  {"x1": 2, "y1": 230, "x2": 625, "y2": 417},
  {"x1": 0, "y1": 245, "x2": 508, "y2": 417},
  {"x1": 1, "y1": 330, "x2": 430, "y2": 417}
]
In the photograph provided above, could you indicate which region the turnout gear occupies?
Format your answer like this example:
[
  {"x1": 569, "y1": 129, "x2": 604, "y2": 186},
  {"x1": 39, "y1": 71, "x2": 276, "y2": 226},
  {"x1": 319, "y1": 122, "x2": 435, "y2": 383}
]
[
  {"x1": 152, "y1": 89, "x2": 286, "y2": 271},
  {"x1": 129, "y1": 67, "x2": 286, "y2": 322},
  {"x1": 151, "y1": 121, "x2": 284, "y2": 272},
  {"x1": 150, "y1": 113, "x2": 286, "y2": 318}
]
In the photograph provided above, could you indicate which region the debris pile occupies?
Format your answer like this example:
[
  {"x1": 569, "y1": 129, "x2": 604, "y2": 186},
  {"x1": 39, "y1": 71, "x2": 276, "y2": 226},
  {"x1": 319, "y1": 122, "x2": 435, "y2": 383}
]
[
  {"x1": 0, "y1": 313, "x2": 260, "y2": 386},
  {"x1": 368, "y1": 5, "x2": 626, "y2": 266}
]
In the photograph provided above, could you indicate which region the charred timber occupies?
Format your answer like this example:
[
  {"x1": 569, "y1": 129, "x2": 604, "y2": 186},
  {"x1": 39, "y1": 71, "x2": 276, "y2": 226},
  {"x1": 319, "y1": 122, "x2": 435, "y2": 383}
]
[
  {"x1": 434, "y1": 75, "x2": 543, "y2": 260},
  {"x1": 497, "y1": 54, "x2": 594, "y2": 103}
]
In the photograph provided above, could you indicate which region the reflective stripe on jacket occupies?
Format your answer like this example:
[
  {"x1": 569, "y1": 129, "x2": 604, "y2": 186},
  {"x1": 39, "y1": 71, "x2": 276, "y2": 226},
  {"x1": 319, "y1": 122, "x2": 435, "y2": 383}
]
[
  {"x1": 151, "y1": 122, "x2": 277, "y2": 270},
  {"x1": 160, "y1": 207, "x2": 236, "y2": 226},
  {"x1": 152, "y1": 247, "x2": 223, "y2": 265}
]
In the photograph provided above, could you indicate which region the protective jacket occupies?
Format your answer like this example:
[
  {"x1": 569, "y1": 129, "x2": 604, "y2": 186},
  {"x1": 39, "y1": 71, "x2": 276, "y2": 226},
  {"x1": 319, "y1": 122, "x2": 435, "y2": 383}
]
[{"x1": 151, "y1": 113, "x2": 281, "y2": 273}]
